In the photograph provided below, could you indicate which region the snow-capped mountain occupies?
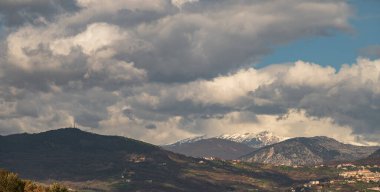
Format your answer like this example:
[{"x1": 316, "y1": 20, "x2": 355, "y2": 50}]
[
  {"x1": 163, "y1": 138, "x2": 255, "y2": 160},
  {"x1": 217, "y1": 131, "x2": 285, "y2": 148},
  {"x1": 163, "y1": 131, "x2": 285, "y2": 160},
  {"x1": 166, "y1": 131, "x2": 284, "y2": 148},
  {"x1": 168, "y1": 135, "x2": 206, "y2": 146}
]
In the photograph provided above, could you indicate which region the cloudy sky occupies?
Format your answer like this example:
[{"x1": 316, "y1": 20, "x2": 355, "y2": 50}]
[{"x1": 0, "y1": 0, "x2": 379, "y2": 145}]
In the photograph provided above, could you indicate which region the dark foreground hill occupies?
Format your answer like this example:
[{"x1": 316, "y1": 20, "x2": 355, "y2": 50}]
[
  {"x1": 163, "y1": 138, "x2": 256, "y2": 160},
  {"x1": 241, "y1": 136, "x2": 379, "y2": 166},
  {"x1": 0, "y1": 128, "x2": 299, "y2": 192},
  {"x1": 0, "y1": 128, "x2": 163, "y2": 180}
]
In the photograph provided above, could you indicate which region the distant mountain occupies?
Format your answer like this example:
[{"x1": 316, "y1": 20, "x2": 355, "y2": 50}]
[
  {"x1": 163, "y1": 138, "x2": 255, "y2": 160},
  {"x1": 164, "y1": 131, "x2": 284, "y2": 160},
  {"x1": 217, "y1": 131, "x2": 284, "y2": 148},
  {"x1": 241, "y1": 136, "x2": 379, "y2": 166}
]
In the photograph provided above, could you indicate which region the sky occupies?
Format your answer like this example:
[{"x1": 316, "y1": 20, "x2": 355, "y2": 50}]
[
  {"x1": 0, "y1": 0, "x2": 379, "y2": 146},
  {"x1": 259, "y1": 0, "x2": 380, "y2": 68}
]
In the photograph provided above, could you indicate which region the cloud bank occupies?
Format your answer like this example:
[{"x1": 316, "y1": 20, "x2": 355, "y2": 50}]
[{"x1": 1, "y1": 0, "x2": 379, "y2": 145}]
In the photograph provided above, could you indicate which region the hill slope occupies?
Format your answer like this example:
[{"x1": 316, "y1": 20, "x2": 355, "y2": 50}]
[
  {"x1": 163, "y1": 138, "x2": 255, "y2": 160},
  {"x1": 358, "y1": 148, "x2": 380, "y2": 165},
  {"x1": 0, "y1": 128, "x2": 165, "y2": 180},
  {"x1": 369, "y1": 149, "x2": 380, "y2": 158},
  {"x1": 0, "y1": 128, "x2": 298, "y2": 192},
  {"x1": 241, "y1": 136, "x2": 379, "y2": 166}
]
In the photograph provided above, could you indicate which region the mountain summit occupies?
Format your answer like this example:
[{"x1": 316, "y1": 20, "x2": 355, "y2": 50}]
[{"x1": 217, "y1": 131, "x2": 284, "y2": 148}]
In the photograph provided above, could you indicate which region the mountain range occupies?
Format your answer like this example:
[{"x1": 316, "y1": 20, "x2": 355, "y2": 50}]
[
  {"x1": 241, "y1": 136, "x2": 379, "y2": 166},
  {"x1": 1, "y1": 128, "x2": 379, "y2": 191},
  {"x1": 0, "y1": 128, "x2": 298, "y2": 191},
  {"x1": 165, "y1": 132, "x2": 379, "y2": 165},
  {"x1": 163, "y1": 131, "x2": 283, "y2": 160}
]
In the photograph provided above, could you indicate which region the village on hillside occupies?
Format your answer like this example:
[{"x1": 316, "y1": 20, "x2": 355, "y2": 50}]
[{"x1": 289, "y1": 163, "x2": 380, "y2": 191}]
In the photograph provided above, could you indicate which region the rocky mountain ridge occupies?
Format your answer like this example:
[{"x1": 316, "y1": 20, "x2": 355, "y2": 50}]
[{"x1": 241, "y1": 136, "x2": 379, "y2": 166}]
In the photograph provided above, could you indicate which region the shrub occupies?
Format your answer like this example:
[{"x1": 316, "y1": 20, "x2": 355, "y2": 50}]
[
  {"x1": 0, "y1": 169, "x2": 71, "y2": 192},
  {"x1": 0, "y1": 169, "x2": 25, "y2": 192},
  {"x1": 48, "y1": 183, "x2": 68, "y2": 192}
]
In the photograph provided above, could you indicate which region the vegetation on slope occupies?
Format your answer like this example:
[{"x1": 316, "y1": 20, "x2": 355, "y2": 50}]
[{"x1": 0, "y1": 169, "x2": 70, "y2": 192}]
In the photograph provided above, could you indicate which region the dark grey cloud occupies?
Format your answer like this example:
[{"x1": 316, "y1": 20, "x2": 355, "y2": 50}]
[
  {"x1": 0, "y1": 0, "x2": 80, "y2": 27},
  {"x1": 0, "y1": 0, "x2": 351, "y2": 88},
  {"x1": 145, "y1": 123, "x2": 157, "y2": 129},
  {"x1": 122, "y1": 107, "x2": 136, "y2": 121},
  {"x1": 125, "y1": 0, "x2": 350, "y2": 82},
  {"x1": 56, "y1": 0, "x2": 349, "y2": 82},
  {"x1": 2, "y1": 52, "x2": 88, "y2": 93},
  {"x1": 15, "y1": 100, "x2": 39, "y2": 118},
  {"x1": 75, "y1": 111, "x2": 103, "y2": 128},
  {"x1": 200, "y1": 114, "x2": 224, "y2": 119}
]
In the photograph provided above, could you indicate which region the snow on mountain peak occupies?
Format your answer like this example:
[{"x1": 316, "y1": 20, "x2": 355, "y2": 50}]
[
  {"x1": 168, "y1": 135, "x2": 206, "y2": 146},
  {"x1": 166, "y1": 131, "x2": 285, "y2": 148},
  {"x1": 217, "y1": 131, "x2": 283, "y2": 148}
]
